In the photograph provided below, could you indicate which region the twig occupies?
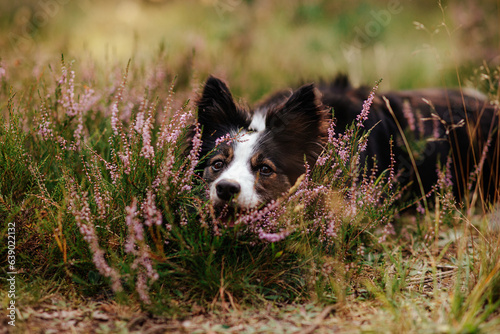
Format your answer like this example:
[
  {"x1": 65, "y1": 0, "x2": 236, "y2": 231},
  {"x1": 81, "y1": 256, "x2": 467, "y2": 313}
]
[{"x1": 300, "y1": 305, "x2": 335, "y2": 334}]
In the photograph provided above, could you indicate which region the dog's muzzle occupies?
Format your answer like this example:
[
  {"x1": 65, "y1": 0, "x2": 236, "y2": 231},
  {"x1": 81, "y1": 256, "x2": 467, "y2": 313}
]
[{"x1": 215, "y1": 179, "x2": 241, "y2": 202}]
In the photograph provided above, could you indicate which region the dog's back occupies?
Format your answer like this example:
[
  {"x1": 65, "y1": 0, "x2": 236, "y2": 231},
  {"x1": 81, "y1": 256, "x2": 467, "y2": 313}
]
[{"x1": 319, "y1": 75, "x2": 499, "y2": 204}]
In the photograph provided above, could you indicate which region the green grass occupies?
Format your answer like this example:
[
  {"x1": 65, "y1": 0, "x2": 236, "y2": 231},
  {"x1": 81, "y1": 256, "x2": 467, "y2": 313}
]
[{"x1": 1, "y1": 0, "x2": 500, "y2": 332}]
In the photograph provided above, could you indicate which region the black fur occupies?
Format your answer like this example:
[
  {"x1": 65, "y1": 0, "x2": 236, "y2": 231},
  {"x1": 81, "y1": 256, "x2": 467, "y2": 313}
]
[
  {"x1": 318, "y1": 76, "x2": 499, "y2": 203},
  {"x1": 260, "y1": 84, "x2": 329, "y2": 183},
  {"x1": 197, "y1": 76, "x2": 252, "y2": 160},
  {"x1": 194, "y1": 75, "x2": 499, "y2": 206}
]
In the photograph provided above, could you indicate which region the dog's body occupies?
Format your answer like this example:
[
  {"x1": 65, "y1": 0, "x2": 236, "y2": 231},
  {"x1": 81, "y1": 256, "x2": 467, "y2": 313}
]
[
  {"x1": 196, "y1": 75, "x2": 499, "y2": 209},
  {"x1": 319, "y1": 75, "x2": 499, "y2": 204}
]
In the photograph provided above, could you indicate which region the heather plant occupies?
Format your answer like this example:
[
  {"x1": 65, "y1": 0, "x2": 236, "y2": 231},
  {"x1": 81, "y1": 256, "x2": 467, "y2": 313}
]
[
  {"x1": 36, "y1": 60, "x2": 206, "y2": 304},
  {"x1": 1, "y1": 58, "x2": 403, "y2": 308},
  {"x1": 0, "y1": 1, "x2": 499, "y2": 331},
  {"x1": 311, "y1": 80, "x2": 399, "y2": 252},
  {"x1": 1, "y1": 50, "x2": 499, "y2": 332}
]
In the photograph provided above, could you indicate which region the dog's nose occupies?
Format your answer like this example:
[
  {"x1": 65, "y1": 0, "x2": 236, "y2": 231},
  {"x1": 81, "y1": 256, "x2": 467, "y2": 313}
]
[{"x1": 216, "y1": 180, "x2": 241, "y2": 201}]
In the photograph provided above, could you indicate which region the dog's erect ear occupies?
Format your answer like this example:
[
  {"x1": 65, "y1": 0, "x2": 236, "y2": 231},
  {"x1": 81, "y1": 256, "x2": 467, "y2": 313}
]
[
  {"x1": 283, "y1": 84, "x2": 322, "y2": 117},
  {"x1": 266, "y1": 83, "x2": 327, "y2": 138},
  {"x1": 264, "y1": 83, "x2": 328, "y2": 182},
  {"x1": 198, "y1": 76, "x2": 236, "y2": 115},
  {"x1": 197, "y1": 76, "x2": 248, "y2": 129}
]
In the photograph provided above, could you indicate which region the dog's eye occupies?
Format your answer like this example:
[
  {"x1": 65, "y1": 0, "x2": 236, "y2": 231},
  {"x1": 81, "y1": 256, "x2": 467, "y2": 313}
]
[
  {"x1": 211, "y1": 160, "x2": 225, "y2": 172},
  {"x1": 258, "y1": 164, "x2": 273, "y2": 176}
]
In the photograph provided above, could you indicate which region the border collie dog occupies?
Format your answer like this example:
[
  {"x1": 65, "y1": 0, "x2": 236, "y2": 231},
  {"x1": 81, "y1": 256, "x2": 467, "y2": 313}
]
[{"x1": 196, "y1": 75, "x2": 499, "y2": 210}]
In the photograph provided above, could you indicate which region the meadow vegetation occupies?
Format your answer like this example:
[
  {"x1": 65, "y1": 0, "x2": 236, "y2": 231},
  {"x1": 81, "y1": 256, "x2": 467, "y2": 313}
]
[{"x1": 1, "y1": 0, "x2": 500, "y2": 332}]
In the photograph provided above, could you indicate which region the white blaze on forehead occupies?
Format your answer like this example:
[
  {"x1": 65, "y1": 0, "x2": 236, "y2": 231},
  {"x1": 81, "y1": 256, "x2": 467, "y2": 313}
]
[
  {"x1": 210, "y1": 130, "x2": 262, "y2": 208},
  {"x1": 249, "y1": 109, "x2": 267, "y2": 132}
]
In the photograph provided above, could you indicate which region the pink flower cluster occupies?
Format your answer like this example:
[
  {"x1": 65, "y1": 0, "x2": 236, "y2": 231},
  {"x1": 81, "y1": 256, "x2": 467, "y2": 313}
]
[
  {"x1": 157, "y1": 105, "x2": 193, "y2": 148},
  {"x1": 151, "y1": 121, "x2": 201, "y2": 197},
  {"x1": 110, "y1": 67, "x2": 129, "y2": 136},
  {"x1": 137, "y1": 101, "x2": 155, "y2": 162},
  {"x1": 257, "y1": 229, "x2": 290, "y2": 243},
  {"x1": 124, "y1": 198, "x2": 160, "y2": 304},
  {"x1": 38, "y1": 103, "x2": 53, "y2": 140},
  {"x1": 401, "y1": 100, "x2": 416, "y2": 132},
  {"x1": 179, "y1": 124, "x2": 202, "y2": 192},
  {"x1": 82, "y1": 158, "x2": 111, "y2": 220},
  {"x1": 214, "y1": 131, "x2": 247, "y2": 147},
  {"x1": 356, "y1": 80, "x2": 380, "y2": 127},
  {"x1": 57, "y1": 62, "x2": 98, "y2": 150},
  {"x1": 37, "y1": 61, "x2": 99, "y2": 153},
  {"x1": 66, "y1": 178, "x2": 123, "y2": 293},
  {"x1": 141, "y1": 189, "x2": 163, "y2": 227},
  {"x1": 436, "y1": 155, "x2": 454, "y2": 191}
]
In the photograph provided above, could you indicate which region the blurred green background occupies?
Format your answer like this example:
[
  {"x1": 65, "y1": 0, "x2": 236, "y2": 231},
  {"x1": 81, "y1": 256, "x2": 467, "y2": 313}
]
[{"x1": 1, "y1": 0, "x2": 499, "y2": 101}]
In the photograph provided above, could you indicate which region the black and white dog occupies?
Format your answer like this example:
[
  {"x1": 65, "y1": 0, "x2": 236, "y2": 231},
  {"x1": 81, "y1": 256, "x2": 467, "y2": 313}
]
[{"x1": 195, "y1": 75, "x2": 499, "y2": 209}]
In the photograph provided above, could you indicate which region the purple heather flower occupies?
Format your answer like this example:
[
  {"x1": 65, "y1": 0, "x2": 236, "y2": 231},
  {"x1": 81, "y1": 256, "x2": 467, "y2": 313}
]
[
  {"x1": 258, "y1": 229, "x2": 290, "y2": 243},
  {"x1": 67, "y1": 178, "x2": 122, "y2": 292},
  {"x1": 134, "y1": 111, "x2": 145, "y2": 133},
  {"x1": 157, "y1": 108, "x2": 193, "y2": 148},
  {"x1": 140, "y1": 113, "x2": 155, "y2": 162},
  {"x1": 402, "y1": 100, "x2": 415, "y2": 132},
  {"x1": 141, "y1": 189, "x2": 162, "y2": 227},
  {"x1": 178, "y1": 123, "x2": 202, "y2": 192},
  {"x1": 356, "y1": 80, "x2": 380, "y2": 127}
]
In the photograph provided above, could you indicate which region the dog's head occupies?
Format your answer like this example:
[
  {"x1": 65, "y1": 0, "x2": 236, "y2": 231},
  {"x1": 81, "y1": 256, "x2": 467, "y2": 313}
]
[{"x1": 196, "y1": 76, "x2": 329, "y2": 209}]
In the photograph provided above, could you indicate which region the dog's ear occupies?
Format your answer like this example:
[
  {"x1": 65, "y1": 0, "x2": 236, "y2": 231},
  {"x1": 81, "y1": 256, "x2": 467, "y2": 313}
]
[
  {"x1": 197, "y1": 76, "x2": 248, "y2": 128},
  {"x1": 283, "y1": 84, "x2": 322, "y2": 117},
  {"x1": 264, "y1": 83, "x2": 329, "y2": 182},
  {"x1": 266, "y1": 83, "x2": 327, "y2": 138}
]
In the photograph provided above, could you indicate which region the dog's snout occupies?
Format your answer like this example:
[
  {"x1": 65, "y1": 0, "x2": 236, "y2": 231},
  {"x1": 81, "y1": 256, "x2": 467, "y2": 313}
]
[{"x1": 216, "y1": 180, "x2": 241, "y2": 201}]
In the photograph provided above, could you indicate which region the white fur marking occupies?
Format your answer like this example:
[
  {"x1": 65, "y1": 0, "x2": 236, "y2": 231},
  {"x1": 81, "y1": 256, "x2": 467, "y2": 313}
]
[
  {"x1": 249, "y1": 109, "x2": 267, "y2": 132},
  {"x1": 210, "y1": 131, "x2": 261, "y2": 208}
]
